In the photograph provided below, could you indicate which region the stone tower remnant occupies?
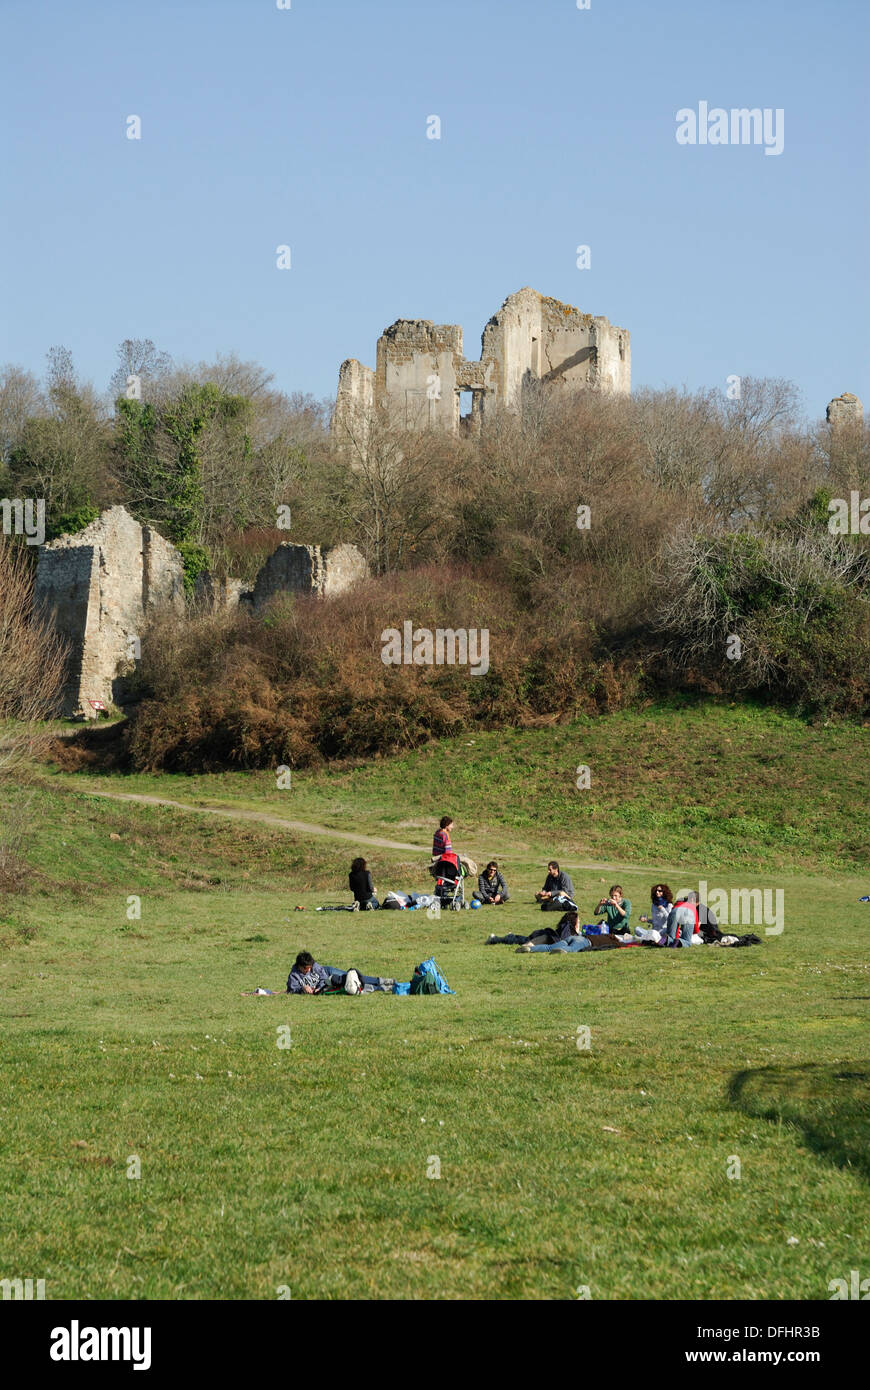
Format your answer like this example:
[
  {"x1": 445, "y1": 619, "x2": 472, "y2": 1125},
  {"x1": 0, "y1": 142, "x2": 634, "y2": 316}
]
[
  {"x1": 333, "y1": 287, "x2": 630, "y2": 441},
  {"x1": 826, "y1": 393, "x2": 864, "y2": 428}
]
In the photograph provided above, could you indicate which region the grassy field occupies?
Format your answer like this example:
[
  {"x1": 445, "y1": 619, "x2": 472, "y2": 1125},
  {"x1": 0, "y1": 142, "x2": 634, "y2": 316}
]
[
  {"x1": 0, "y1": 703, "x2": 867, "y2": 1299},
  {"x1": 51, "y1": 701, "x2": 868, "y2": 874}
]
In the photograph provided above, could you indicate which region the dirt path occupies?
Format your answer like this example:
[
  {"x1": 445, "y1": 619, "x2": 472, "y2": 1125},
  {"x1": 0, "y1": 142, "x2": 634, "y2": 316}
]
[
  {"x1": 82, "y1": 788, "x2": 429, "y2": 853},
  {"x1": 79, "y1": 786, "x2": 663, "y2": 874}
]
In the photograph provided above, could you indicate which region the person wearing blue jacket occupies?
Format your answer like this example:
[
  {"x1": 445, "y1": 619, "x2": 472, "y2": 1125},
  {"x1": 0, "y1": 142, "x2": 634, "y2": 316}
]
[{"x1": 287, "y1": 952, "x2": 393, "y2": 994}]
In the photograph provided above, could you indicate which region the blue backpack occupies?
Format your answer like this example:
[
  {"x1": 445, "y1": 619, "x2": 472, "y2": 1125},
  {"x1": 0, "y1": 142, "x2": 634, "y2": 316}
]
[{"x1": 409, "y1": 957, "x2": 455, "y2": 995}]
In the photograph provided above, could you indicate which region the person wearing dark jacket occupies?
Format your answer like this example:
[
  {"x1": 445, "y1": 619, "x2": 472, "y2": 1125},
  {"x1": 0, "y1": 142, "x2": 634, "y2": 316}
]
[
  {"x1": 474, "y1": 861, "x2": 509, "y2": 905},
  {"x1": 535, "y1": 861, "x2": 575, "y2": 909},
  {"x1": 349, "y1": 857, "x2": 378, "y2": 910},
  {"x1": 487, "y1": 910, "x2": 579, "y2": 947}
]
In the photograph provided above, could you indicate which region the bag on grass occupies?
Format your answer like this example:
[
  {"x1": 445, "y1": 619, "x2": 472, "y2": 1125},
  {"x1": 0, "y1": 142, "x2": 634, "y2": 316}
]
[
  {"x1": 409, "y1": 956, "x2": 455, "y2": 995},
  {"x1": 542, "y1": 895, "x2": 577, "y2": 913},
  {"x1": 382, "y1": 891, "x2": 410, "y2": 909}
]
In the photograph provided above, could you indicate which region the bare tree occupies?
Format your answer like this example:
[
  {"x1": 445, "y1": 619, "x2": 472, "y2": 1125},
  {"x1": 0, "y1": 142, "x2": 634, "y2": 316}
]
[
  {"x1": 0, "y1": 536, "x2": 67, "y2": 777},
  {"x1": 329, "y1": 410, "x2": 440, "y2": 572},
  {"x1": 108, "y1": 338, "x2": 174, "y2": 404},
  {"x1": 0, "y1": 366, "x2": 44, "y2": 467}
]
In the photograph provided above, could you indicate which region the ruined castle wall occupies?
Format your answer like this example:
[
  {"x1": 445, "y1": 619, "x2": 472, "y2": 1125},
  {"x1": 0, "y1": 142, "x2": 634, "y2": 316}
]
[
  {"x1": 591, "y1": 318, "x2": 631, "y2": 394},
  {"x1": 33, "y1": 544, "x2": 98, "y2": 715},
  {"x1": 826, "y1": 393, "x2": 864, "y2": 428},
  {"x1": 142, "y1": 526, "x2": 186, "y2": 615},
  {"x1": 340, "y1": 288, "x2": 632, "y2": 434},
  {"x1": 480, "y1": 288, "x2": 543, "y2": 408},
  {"x1": 33, "y1": 506, "x2": 183, "y2": 717},
  {"x1": 250, "y1": 542, "x2": 368, "y2": 612},
  {"x1": 318, "y1": 543, "x2": 369, "y2": 596},
  {"x1": 333, "y1": 358, "x2": 376, "y2": 445},
  {"x1": 376, "y1": 321, "x2": 464, "y2": 430},
  {"x1": 193, "y1": 573, "x2": 251, "y2": 612}
]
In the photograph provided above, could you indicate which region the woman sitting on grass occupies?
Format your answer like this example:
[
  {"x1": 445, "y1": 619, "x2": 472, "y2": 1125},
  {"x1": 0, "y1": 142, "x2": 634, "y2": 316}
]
[
  {"x1": 474, "y1": 861, "x2": 509, "y2": 905},
  {"x1": 349, "y1": 856, "x2": 379, "y2": 910},
  {"x1": 515, "y1": 912, "x2": 590, "y2": 953},
  {"x1": 638, "y1": 883, "x2": 673, "y2": 934}
]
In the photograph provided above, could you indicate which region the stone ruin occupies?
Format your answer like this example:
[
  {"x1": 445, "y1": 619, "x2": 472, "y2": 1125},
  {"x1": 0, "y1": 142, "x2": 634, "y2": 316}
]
[
  {"x1": 826, "y1": 392, "x2": 864, "y2": 428},
  {"x1": 247, "y1": 542, "x2": 368, "y2": 610},
  {"x1": 333, "y1": 286, "x2": 630, "y2": 442},
  {"x1": 33, "y1": 507, "x2": 367, "y2": 718},
  {"x1": 34, "y1": 507, "x2": 185, "y2": 719}
]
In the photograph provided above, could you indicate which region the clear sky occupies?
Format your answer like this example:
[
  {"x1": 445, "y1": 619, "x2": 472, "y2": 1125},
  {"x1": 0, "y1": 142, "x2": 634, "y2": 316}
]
[{"x1": 1, "y1": 0, "x2": 867, "y2": 421}]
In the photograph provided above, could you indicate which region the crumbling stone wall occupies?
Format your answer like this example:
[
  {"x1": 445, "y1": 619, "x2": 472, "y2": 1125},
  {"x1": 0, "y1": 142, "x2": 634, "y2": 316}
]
[
  {"x1": 332, "y1": 287, "x2": 630, "y2": 440},
  {"x1": 250, "y1": 542, "x2": 368, "y2": 612},
  {"x1": 193, "y1": 573, "x2": 252, "y2": 612},
  {"x1": 34, "y1": 507, "x2": 185, "y2": 718},
  {"x1": 826, "y1": 393, "x2": 864, "y2": 428}
]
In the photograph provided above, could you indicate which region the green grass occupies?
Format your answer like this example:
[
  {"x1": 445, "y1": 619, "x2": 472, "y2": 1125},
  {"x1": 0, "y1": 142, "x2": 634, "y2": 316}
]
[
  {"x1": 1, "y1": 703, "x2": 868, "y2": 1299},
  {"x1": 49, "y1": 702, "x2": 869, "y2": 874}
]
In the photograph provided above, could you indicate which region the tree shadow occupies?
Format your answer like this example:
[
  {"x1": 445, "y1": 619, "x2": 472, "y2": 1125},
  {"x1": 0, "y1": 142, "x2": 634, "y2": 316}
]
[{"x1": 729, "y1": 1063, "x2": 870, "y2": 1182}]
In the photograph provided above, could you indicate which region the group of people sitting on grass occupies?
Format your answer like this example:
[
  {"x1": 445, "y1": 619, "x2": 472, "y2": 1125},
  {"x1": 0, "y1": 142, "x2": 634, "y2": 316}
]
[
  {"x1": 486, "y1": 881, "x2": 758, "y2": 950},
  {"x1": 286, "y1": 874, "x2": 756, "y2": 998},
  {"x1": 324, "y1": 816, "x2": 762, "y2": 956}
]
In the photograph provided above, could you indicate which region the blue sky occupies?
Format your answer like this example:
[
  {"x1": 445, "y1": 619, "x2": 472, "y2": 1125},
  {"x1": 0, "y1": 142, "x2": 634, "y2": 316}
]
[{"x1": 1, "y1": 0, "x2": 867, "y2": 420}]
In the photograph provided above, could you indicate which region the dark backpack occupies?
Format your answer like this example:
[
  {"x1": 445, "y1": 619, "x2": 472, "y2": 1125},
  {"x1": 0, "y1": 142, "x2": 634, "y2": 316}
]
[
  {"x1": 409, "y1": 957, "x2": 455, "y2": 995},
  {"x1": 410, "y1": 968, "x2": 439, "y2": 995}
]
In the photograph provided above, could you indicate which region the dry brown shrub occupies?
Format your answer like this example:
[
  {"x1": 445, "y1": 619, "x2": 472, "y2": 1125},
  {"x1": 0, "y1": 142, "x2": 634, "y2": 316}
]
[{"x1": 0, "y1": 537, "x2": 67, "y2": 778}]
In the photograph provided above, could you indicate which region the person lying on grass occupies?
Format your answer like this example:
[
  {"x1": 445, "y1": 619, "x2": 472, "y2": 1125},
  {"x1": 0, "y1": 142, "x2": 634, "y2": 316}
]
[
  {"x1": 535, "y1": 861, "x2": 575, "y2": 908},
  {"x1": 474, "y1": 861, "x2": 510, "y2": 905},
  {"x1": 594, "y1": 885, "x2": 632, "y2": 935},
  {"x1": 516, "y1": 914, "x2": 590, "y2": 953},
  {"x1": 286, "y1": 952, "x2": 395, "y2": 994},
  {"x1": 349, "y1": 856, "x2": 379, "y2": 910},
  {"x1": 486, "y1": 909, "x2": 579, "y2": 947}
]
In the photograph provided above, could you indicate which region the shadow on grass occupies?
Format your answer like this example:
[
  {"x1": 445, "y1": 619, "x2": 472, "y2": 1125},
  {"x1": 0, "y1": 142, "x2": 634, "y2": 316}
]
[{"x1": 729, "y1": 1063, "x2": 870, "y2": 1182}]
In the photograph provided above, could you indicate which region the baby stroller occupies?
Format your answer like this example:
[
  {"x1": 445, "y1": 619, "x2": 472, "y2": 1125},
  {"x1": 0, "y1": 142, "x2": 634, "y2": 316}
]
[{"x1": 433, "y1": 852, "x2": 468, "y2": 911}]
